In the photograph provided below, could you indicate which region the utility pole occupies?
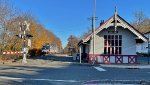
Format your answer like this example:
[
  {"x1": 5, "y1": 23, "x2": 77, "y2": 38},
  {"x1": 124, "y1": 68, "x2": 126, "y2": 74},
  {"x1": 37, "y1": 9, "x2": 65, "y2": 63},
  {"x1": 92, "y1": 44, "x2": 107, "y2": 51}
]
[{"x1": 92, "y1": 0, "x2": 96, "y2": 65}]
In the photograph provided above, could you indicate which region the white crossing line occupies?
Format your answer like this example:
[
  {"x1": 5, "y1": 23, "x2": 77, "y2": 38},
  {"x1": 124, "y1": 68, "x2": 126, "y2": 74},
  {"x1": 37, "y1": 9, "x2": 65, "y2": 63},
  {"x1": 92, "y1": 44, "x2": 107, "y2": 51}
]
[
  {"x1": 94, "y1": 66, "x2": 106, "y2": 71},
  {"x1": 0, "y1": 76, "x2": 23, "y2": 80}
]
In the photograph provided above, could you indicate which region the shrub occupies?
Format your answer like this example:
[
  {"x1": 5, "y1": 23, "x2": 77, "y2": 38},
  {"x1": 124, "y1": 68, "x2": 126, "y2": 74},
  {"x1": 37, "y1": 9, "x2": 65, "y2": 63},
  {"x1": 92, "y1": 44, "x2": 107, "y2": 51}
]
[{"x1": 28, "y1": 48, "x2": 44, "y2": 57}]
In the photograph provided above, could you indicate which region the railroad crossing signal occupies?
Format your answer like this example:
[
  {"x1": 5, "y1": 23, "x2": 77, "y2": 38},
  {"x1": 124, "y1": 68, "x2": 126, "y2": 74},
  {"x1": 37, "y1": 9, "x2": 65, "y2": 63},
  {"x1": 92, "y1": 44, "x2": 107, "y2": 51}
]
[{"x1": 16, "y1": 21, "x2": 33, "y2": 63}]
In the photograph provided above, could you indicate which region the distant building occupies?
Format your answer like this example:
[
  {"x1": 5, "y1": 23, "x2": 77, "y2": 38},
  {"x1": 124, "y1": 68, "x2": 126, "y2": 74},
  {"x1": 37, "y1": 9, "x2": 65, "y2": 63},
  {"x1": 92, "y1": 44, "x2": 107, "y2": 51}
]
[
  {"x1": 79, "y1": 11, "x2": 147, "y2": 64},
  {"x1": 136, "y1": 31, "x2": 150, "y2": 54},
  {"x1": 68, "y1": 46, "x2": 75, "y2": 56}
]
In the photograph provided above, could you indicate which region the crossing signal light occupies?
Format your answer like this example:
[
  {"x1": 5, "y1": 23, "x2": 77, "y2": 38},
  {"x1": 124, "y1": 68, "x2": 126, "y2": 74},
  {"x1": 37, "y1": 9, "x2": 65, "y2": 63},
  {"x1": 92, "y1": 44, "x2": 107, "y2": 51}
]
[
  {"x1": 26, "y1": 34, "x2": 33, "y2": 38},
  {"x1": 16, "y1": 34, "x2": 23, "y2": 38},
  {"x1": 16, "y1": 34, "x2": 33, "y2": 38}
]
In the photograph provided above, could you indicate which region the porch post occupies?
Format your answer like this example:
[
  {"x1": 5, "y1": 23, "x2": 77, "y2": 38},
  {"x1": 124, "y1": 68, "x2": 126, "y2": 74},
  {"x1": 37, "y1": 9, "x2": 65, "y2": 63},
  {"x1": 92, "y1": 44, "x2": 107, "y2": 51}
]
[{"x1": 80, "y1": 46, "x2": 82, "y2": 63}]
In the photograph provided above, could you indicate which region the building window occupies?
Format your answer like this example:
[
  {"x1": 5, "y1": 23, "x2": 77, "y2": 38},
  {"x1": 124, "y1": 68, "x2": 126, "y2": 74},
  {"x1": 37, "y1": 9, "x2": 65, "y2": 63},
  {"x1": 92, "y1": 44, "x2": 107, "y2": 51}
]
[{"x1": 104, "y1": 35, "x2": 122, "y2": 55}]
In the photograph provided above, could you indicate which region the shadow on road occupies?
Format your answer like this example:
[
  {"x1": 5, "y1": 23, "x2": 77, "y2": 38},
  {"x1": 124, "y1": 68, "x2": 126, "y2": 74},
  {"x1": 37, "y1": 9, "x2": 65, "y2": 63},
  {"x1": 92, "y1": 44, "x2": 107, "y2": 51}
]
[
  {"x1": 1, "y1": 55, "x2": 150, "y2": 85},
  {"x1": 0, "y1": 62, "x2": 150, "y2": 85},
  {"x1": 0, "y1": 63, "x2": 91, "y2": 85}
]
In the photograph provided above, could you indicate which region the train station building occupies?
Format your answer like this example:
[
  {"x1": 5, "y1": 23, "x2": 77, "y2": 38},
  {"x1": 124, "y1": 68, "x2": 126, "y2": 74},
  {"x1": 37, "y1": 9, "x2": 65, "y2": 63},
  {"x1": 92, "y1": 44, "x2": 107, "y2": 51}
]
[{"x1": 79, "y1": 11, "x2": 148, "y2": 64}]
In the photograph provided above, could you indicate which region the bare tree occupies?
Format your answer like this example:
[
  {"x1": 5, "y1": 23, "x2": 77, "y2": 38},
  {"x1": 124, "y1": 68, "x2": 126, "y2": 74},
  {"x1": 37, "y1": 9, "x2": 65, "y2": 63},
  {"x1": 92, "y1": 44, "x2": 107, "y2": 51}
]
[
  {"x1": 0, "y1": 0, "x2": 17, "y2": 51},
  {"x1": 132, "y1": 11, "x2": 150, "y2": 33},
  {"x1": 134, "y1": 11, "x2": 146, "y2": 25}
]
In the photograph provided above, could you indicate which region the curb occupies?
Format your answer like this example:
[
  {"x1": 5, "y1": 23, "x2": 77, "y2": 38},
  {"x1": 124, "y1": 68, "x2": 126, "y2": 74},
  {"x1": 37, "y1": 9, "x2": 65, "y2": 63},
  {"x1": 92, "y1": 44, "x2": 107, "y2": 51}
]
[{"x1": 100, "y1": 64, "x2": 150, "y2": 69}]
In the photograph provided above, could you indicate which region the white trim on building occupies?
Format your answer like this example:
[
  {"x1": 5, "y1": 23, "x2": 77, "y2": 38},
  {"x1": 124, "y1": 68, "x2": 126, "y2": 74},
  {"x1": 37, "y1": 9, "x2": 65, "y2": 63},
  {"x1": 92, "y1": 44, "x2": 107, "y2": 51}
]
[{"x1": 84, "y1": 14, "x2": 147, "y2": 43}]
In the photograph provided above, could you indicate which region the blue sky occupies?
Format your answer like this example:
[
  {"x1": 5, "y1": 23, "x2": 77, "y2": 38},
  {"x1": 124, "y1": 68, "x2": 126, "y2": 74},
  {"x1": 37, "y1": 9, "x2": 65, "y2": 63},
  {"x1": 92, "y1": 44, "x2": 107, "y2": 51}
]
[{"x1": 11, "y1": 0, "x2": 150, "y2": 47}]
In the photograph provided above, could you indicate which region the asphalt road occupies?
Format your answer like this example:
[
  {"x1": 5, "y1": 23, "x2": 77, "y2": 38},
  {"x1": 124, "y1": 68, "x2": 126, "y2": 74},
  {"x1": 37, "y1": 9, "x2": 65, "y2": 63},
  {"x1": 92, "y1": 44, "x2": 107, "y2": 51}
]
[{"x1": 0, "y1": 56, "x2": 150, "y2": 85}]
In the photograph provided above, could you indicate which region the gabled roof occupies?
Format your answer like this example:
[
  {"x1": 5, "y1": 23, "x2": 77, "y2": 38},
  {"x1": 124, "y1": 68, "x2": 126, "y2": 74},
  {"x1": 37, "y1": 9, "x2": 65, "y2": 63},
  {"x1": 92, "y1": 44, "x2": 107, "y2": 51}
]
[{"x1": 82, "y1": 14, "x2": 148, "y2": 43}]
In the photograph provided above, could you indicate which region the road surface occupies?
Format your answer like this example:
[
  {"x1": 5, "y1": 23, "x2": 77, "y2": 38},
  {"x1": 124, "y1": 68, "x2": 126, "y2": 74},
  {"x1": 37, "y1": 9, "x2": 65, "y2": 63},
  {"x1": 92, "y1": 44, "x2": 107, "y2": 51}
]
[{"x1": 0, "y1": 55, "x2": 149, "y2": 85}]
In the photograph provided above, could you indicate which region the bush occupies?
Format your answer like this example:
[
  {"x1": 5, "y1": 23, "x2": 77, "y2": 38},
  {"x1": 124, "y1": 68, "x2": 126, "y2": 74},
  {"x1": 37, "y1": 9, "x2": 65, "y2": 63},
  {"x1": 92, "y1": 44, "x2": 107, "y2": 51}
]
[{"x1": 28, "y1": 48, "x2": 44, "y2": 57}]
